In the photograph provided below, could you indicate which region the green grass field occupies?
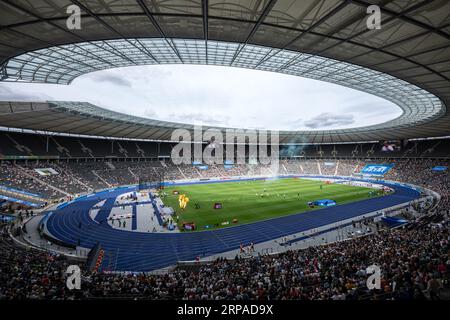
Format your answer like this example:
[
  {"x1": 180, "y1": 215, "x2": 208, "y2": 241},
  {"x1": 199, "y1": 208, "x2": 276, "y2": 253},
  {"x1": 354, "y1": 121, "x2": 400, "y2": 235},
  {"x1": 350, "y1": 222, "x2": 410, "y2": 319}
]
[{"x1": 161, "y1": 178, "x2": 382, "y2": 231}]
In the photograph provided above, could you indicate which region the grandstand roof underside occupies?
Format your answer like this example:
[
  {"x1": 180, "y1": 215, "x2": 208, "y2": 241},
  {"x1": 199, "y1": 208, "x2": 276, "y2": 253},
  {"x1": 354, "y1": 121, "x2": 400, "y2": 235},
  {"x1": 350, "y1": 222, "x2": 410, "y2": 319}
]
[{"x1": 0, "y1": 0, "x2": 449, "y2": 143}]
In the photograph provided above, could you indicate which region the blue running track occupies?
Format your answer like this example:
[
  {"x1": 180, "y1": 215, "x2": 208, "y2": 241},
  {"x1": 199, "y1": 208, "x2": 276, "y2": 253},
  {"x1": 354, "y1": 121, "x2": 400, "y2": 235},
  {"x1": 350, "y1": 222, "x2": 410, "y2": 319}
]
[{"x1": 43, "y1": 176, "x2": 420, "y2": 272}]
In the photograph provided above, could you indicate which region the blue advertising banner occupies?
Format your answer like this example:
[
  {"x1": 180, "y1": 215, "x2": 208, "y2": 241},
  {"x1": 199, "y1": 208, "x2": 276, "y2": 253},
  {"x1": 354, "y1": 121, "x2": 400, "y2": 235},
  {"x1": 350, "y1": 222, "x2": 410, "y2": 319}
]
[
  {"x1": 0, "y1": 185, "x2": 43, "y2": 198},
  {"x1": 361, "y1": 164, "x2": 394, "y2": 176},
  {"x1": 381, "y1": 216, "x2": 408, "y2": 228},
  {"x1": 432, "y1": 166, "x2": 447, "y2": 172},
  {"x1": 0, "y1": 195, "x2": 42, "y2": 207},
  {"x1": 313, "y1": 199, "x2": 336, "y2": 207}
]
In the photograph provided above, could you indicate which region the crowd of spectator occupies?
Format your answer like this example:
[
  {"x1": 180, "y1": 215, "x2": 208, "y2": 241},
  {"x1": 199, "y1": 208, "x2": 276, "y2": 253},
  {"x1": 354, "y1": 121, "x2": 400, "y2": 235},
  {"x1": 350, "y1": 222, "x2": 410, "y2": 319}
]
[
  {"x1": 0, "y1": 195, "x2": 447, "y2": 300},
  {"x1": 0, "y1": 157, "x2": 448, "y2": 300},
  {"x1": 0, "y1": 162, "x2": 58, "y2": 198},
  {"x1": 1, "y1": 158, "x2": 446, "y2": 201}
]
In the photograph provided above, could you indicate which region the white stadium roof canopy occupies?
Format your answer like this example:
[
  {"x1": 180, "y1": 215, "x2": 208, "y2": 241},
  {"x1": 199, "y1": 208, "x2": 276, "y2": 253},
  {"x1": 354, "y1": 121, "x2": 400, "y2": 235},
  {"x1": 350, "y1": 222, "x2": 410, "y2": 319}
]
[{"x1": 0, "y1": 0, "x2": 449, "y2": 143}]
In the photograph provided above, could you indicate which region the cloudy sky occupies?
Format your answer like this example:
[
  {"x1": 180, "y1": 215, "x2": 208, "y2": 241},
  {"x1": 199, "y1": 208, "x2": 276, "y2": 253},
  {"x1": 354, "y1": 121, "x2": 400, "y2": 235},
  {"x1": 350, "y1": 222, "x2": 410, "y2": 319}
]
[{"x1": 0, "y1": 65, "x2": 402, "y2": 130}]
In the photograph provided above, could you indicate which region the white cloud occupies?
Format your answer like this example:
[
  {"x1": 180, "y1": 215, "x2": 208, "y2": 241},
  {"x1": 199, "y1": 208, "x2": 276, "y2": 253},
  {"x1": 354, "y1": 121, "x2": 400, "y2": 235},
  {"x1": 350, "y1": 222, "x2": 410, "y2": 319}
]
[
  {"x1": 166, "y1": 112, "x2": 231, "y2": 126},
  {"x1": 0, "y1": 65, "x2": 402, "y2": 130},
  {"x1": 304, "y1": 113, "x2": 355, "y2": 129},
  {"x1": 86, "y1": 72, "x2": 132, "y2": 87},
  {"x1": 0, "y1": 85, "x2": 49, "y2": 101}
]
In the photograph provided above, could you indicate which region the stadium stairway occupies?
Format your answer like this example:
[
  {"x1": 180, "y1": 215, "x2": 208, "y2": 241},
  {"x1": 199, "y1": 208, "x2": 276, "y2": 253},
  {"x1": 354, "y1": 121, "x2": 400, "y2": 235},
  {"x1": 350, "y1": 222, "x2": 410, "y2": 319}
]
[{"x1": 44, "y1": 178, "x2": 420, "y2": 272}]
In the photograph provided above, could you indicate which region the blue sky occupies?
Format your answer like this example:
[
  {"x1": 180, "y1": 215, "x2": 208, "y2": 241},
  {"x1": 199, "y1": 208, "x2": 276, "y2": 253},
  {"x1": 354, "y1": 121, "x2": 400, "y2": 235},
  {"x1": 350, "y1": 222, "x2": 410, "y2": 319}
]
[{"x1": 0, "y1": 65, "x2": 402, "y2": 130}]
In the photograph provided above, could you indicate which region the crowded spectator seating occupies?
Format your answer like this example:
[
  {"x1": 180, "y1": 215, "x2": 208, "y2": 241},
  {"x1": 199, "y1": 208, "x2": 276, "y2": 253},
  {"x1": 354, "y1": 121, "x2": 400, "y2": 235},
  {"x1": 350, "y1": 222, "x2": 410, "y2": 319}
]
[
  {"x1": 0, "y1": 149, "x2": 449, "y2": 300},
  {"x1": 1, "y1": 132, "x2": 449, "y2": 300},
  {"x1": 1, "y1": 132, "x2": 450, "y2": 160},
  {"x1": 0, "y1": 169, "x2": 447, "y2": 299},
  {"x1": 0, "y1": 157, "x2": 448, "y2": 201}
]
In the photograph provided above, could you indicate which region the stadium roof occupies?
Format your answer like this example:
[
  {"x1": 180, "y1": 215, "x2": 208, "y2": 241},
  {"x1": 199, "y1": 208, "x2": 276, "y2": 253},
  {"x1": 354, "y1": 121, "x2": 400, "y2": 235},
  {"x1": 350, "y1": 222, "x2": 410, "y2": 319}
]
[
  {"x1": 0, "y1": 0, "x2": 449, "y2": 143},
  {"x1": 0, "y1": 99, "x2": 445, "y2": 143}
]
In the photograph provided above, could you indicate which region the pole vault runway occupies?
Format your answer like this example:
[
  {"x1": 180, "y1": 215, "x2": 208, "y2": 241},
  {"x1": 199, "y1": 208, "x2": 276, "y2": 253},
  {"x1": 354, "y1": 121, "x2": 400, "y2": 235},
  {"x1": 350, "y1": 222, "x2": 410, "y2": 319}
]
[{"x1": 43, "y1": 177, "x2": 421, "y2": 272}]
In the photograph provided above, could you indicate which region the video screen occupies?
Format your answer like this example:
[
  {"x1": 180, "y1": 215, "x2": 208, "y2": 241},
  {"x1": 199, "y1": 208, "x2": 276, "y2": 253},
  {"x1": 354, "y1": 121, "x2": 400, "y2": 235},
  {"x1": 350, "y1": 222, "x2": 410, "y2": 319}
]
[{"x1": 380, "y1": 140, "x2": 401, "y2": 152}]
